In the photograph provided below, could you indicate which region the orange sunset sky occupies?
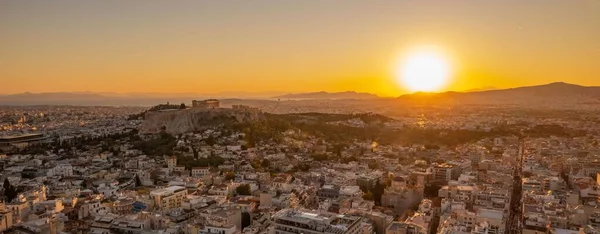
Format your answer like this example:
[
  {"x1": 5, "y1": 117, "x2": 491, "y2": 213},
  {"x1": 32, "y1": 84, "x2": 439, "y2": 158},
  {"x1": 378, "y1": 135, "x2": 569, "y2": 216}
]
[{"x1": 1, "y1": 0, "x2": 599, "y2": 96}]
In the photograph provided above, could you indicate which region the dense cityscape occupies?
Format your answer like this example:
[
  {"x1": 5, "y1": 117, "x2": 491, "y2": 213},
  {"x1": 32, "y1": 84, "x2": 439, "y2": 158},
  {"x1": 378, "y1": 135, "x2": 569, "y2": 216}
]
[
  {"x1": 2, "y1": 1, "x2": 598, "y2": 234},
  {"x1": 0, "y1": 96, "x2": 599, "y2": 234}
]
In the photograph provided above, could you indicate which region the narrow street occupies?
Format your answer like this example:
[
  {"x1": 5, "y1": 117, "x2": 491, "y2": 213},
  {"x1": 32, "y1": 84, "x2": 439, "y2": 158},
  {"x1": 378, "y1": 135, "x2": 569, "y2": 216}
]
[{"x1": 506, "y1": 140, "x2": 524, "y2": 234}]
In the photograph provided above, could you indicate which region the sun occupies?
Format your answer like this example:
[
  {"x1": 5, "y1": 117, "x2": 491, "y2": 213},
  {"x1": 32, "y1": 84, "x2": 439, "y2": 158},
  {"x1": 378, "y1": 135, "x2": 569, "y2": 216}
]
[{"x1": 395, "y1": 50, "x2": 451, "y2": 92}]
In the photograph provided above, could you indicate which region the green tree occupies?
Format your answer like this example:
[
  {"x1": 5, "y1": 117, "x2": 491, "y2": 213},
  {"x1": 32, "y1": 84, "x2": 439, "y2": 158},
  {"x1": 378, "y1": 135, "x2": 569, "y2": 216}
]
[
  {"x1": 135, "y1": 174, "x2": 142, "y2": 187},
  {"x1": 3, "y1": 178, "x2": 17, "y2": 203},
  {"x1": 311, "y1": 154, "x2": 328, "y2": 161},
  {"x1": 297, "y1": 163, "x2": 310, "y2": 172},
  {"x1": 261, "y1": 158, "x2": 271, "y2": 168},
  {"x1": 372, "y1": 180, "x2": 386, "y2": 206},
  {"x1": 424, "y1": 184, "x2": 441, "y2": 198},
  {"x1": 250, "y1": 160, "x2": 262, "y2": 170},
  {"x1": 3, "y1": 178, "x2": 9, "y2": 191},
  {"x1": 204, "y1": 136, "x2": 216, "y2": 146},
  {"x1": 179, "y1": 103, "x2": 186, "y2": 109},
  {"x1": 333, "y1": 144, "x2": 345, "y2": 158},
  {"x1": 236, "y1": 184, "x2": 252, "y2": 196},
  {"x1": 362, "y1": 191, "x2": 374, "y2": 201},
  {"x1": 133, "y1": 133, "x2": 177, "y2": 156},
  {"x1": 368, "y1": 162, "x2": 380, "y2": 170},
  {"x1": 241, "y1": 212, "x2": 251, "y2": 230},
  {"x1": 150, "y1": 169, "x2": 161, "y2": 185},
  {"x1": 341, "y1": 156, "x2": 358, "y2": 164},
  {"x1": 225, "y1": 172, "x2": 236, "y2": 181}
]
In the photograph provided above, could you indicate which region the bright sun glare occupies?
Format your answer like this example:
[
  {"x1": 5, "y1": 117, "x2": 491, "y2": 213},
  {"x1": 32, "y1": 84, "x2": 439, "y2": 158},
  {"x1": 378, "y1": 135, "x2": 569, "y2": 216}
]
[{"x1": 396, "y1": 50, "x2": 451, "y2": 92}]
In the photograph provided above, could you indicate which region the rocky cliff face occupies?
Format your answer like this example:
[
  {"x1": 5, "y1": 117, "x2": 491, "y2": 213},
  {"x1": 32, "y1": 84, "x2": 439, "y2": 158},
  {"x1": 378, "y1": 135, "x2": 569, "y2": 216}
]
[{"x1": 139, "y1": 108, "x2": 264, "y2": 135}]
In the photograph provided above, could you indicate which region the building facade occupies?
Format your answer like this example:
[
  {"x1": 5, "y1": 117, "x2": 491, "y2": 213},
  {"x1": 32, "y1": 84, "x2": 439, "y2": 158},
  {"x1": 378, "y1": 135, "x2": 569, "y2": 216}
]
[
  {"x1": 192, "y1": 167, "x2": 210, "y2": 177},
  {"x1": 433, "y1": 163, "x2": 461, "y2": 182},
  {"x1": 273, "y1": 209, "x2": 362, "y2": 234},
  {"x1": 150, "y1": 186, "x2": 188, "y2": 210}
]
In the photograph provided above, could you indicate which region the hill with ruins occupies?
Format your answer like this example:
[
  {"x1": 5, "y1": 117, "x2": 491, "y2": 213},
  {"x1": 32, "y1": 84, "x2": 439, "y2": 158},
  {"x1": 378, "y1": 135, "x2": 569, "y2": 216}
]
[{"x1": 138, "y1": 100, "x2": 264, "y2": 135}]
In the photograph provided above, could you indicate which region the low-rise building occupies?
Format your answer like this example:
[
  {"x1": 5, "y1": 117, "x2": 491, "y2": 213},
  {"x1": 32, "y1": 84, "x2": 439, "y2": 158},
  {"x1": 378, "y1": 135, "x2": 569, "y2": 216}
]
[
  {"x1": 273, "y1": 209, "x2": 362, "y2": 234},
  {"x1": 386, "y1": 221, "x2": 426, "y2": 234},
  {"x1": 192, "y1": 167, "x2": 210, "y2": 177}
]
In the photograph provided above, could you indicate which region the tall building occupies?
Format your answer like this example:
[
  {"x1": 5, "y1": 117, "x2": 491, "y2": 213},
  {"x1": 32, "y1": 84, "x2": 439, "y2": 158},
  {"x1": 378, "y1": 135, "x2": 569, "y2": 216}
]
[
  {"x1": 381, "y1": 177, "x2": 424, "y2": 214},
  {"x1": 150, "y1": 186, "x2": 188, "y2": 210},
  {"x1": 273, "y1": 209, "x2": 362, "y2": 234},
  {"x1": 433, "y1": 163, "x2": 461, "y2": 182},
  {"x1": 167, "y1": 156, "x2": 177, "y2": 172},
  {"x1": 357, "y1": 175, "x2": 378, "y2": 191},
  {"x1": 0, "y1": 203, "x2": 13, "y2": 232}
]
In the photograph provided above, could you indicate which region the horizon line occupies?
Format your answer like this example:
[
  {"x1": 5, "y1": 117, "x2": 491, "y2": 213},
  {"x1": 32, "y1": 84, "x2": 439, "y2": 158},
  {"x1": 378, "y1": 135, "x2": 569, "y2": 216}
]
[{"x1": 0, "y1": 81, "x2": 593, "y2": 97}]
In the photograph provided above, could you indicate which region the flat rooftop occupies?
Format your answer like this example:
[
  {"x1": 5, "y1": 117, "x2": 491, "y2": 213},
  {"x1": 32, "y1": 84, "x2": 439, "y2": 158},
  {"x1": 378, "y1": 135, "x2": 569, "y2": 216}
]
[
  {"x1": 387, "y1": 222, "x2": 409, "y2": 231},
  {"x1": 477, "y1": 209, "x2": 504, "y2": 220},
  {"x1": 150, "y1": 186, "x2": 186, "y2": 196},
  {"x1": 275, "y1": 209, "x2": 359, "y2": 226},
  {"x1": 434, "y1": 163, "x2": 457, "y2": 168}
]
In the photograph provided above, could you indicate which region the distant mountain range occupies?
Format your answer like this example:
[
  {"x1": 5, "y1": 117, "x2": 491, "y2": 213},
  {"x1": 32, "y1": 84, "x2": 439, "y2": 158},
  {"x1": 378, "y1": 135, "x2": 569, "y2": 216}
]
[
  {"x1": 0, "y1": 91, "x2": 285, "y2": 106},
  {"x1": 0, "y1": 92, "x2": 185, "y2": 106},
  {"x1": 0, "y1": 90, "x2": 381, "y2": 105},
  {"x1": 274, "y1": 91, "x2": 379, "y2": 100},
  {"x1": 463, "y1": 86, "x2": 498, "y2": 92},
  {"x1": 398, "y1": 82, "x2": 600, "y2": 105},
  {"x1": 2, "y1": 82, "x2": 600, "y2": 106}
]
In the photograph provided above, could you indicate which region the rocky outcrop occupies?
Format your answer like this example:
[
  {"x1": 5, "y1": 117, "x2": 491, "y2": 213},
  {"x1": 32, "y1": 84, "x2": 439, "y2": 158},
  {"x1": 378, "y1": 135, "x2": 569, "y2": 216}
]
[{"x1": 139, "y1": 108, "x2": 263, "y2": 135}]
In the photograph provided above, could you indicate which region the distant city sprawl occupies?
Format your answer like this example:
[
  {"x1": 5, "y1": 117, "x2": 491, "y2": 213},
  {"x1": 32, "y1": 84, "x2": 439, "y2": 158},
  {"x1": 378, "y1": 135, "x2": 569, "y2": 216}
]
[
  {"x1": 1, "y1": 0, "x2": 598, "y2": 233},
  {"x1": 0, "y1": 97, "x2": 599, "y2": 234}
]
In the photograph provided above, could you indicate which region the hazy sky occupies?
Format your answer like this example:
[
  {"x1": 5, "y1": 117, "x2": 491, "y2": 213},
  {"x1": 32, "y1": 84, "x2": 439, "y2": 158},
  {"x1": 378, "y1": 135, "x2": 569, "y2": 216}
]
[{"x1": 1, "y1": 0, "x2": 599, "y2": 96}]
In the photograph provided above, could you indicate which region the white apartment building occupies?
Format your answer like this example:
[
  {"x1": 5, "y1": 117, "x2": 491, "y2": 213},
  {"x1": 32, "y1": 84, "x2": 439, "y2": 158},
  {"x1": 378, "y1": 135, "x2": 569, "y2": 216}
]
[
  {"x1": 273, "y1": 209, "x2": 362, "y2": 234},
  {"x1": 199, "y1": 224, "x2": 238, "y2": 234},
  {"x1": 192, "y1": 167, "x2": 210, "y2": 177},
  {"x1": 438, "y1": 185, "x2": 475, "y2": 201},
  {"x1": 47, "y1": 164, "x2": 74, "y2": 177},
  {"x1": 433, "y1": 163, "x2": 461, "y2": 182},
  {"x1": 34, "y1": 200, "x2": 65, "y2": 213},
  {"x1": 209, "y1": 184, "x2": 232, "y2": 196},
  {"x1": 522, "y1": 178, "x2": 543, "y2": 192},
  {"x1": 438, "y1": 208, "x2": 505, "y2": 234},
  {"x1": 472, "y1": 189, "x2": 510, "y2": 210}
]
